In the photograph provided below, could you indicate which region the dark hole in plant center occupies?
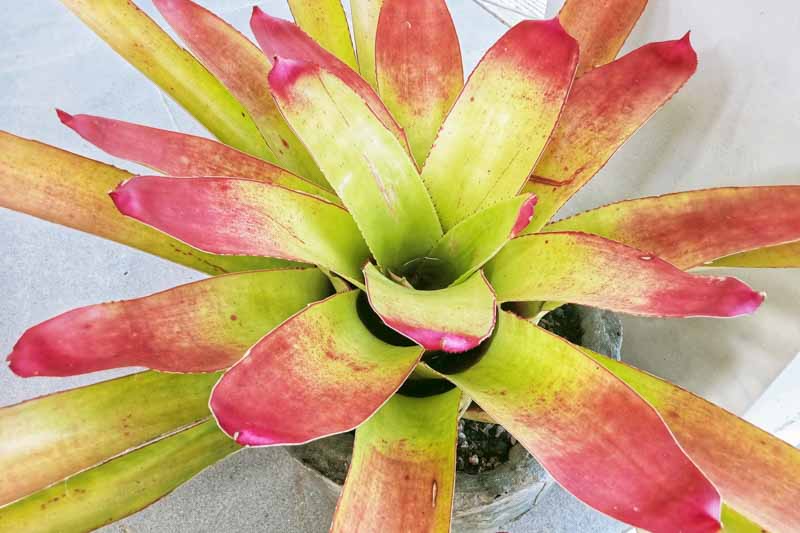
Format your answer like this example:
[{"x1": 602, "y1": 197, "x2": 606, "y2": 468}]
[
  {"x1": 423, "y1": 330, "x2": 495, "y2": 375},
  {"x1": 392, "y1": 256, "x2": 450, "y2": 291},
  {"x1": 396, "y1": 378, "x2": 456, "y2": 397},
  {"x1": 355, "y1": 290, "x2": 417, "y2": 346}
]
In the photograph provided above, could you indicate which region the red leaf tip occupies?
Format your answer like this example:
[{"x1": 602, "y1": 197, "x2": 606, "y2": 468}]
[
  {"x1": 109, "y1": 179, "x2": 144, "y2": 219},
  {"x1": 511, "y1": 194, "x2": 538, "y2": 237},
  {"x1": 268, "y1": 57, "x2": 317, "y2": 102},
  {"x1": 55, "y1": 108, "x2": 74, "y2": 125},
  {"x1": 655, "y1": 32, "x2": 698, "y2": 67}
]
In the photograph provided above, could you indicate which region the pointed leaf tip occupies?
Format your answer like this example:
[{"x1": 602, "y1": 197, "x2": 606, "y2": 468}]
[
  {"x1": 510, "y1": 195, "x2": 538, "y2": 237},
  {"x1": 55, "y1": 108, "x2": 73, "y2": 125}
]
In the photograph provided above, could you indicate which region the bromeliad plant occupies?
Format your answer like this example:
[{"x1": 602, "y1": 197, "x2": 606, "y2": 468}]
[{"x1": 1, "y1": 0, "x2": 799, "y2": 531}]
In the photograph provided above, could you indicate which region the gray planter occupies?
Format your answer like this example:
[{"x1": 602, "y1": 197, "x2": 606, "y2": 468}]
[{"x1": 287, "y1": 305, "x2": 622, "y2": 532}]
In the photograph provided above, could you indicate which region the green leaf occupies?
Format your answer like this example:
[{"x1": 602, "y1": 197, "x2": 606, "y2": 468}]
[
  {"x1": 61, "y1": 0, "x2": 272, "y2": 159},
  {"x1": 0, "y1": 420, "x2": 238, "y2": 533},
  {"x1": 0, "y1": 371, "x2": 218, "y2": 506},
  {"x1": 0, "y1": 131, "x2": 287, "y2": 275},
  {"x1": 287, "y1": 0, "x2": 358, "y2": 70},
  {"x1": 268, "y1": 59, "x2": 443, "y2": 270},
  {"x1": 331, "y1": 389, "x2": 461, "y2": 532},
  {"x1": 350, "y1": 0, "x2": 384, "y2": 88}
]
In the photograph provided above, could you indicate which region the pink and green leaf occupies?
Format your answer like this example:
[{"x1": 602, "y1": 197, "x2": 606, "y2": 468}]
[
  {"x1": 544, "y1": 186, "x2": 800, "y2": 269},
  {"x1": 558, "y1": 0, "x2": 648, "y2": 76},
  {"x1": 331, "y1": 389, "x2": 461, "y2": 533},
  {"x1": 111, "y1": 176, "x2": 369, "y2": 284},
  {"x1": 58, "y1": 111, "x2": 339, "y2": 203},
  {"x1": 363, "y1": 263, "x2": 496, "y2": 353},
  {"x1": 0, "y1": 420, "x2": 238, "y2": 532},
  {"x1": 350, "y1": 0, "x2": 384, "y2": 87},
  {"x1": 485, "y1": 232, "x2": 763, "y2": 317},
  {"x1": 526, "y1": 35, "x2": 697, "y2": 230},
  {"x1": 423, "y1": 194, "x2": 537, "y2": 287},
  {"x1": 286, "y1": 0, "x2": 359, "y2": 70},
  {"x1": 8, "y1": 268, "x2": 332, "y2": 376},
  {"x1": 210, "y1": 291, "x2": 424, "y2": 446},
  {"x1": 374, "y1": 0, "x2": 463, "y2": 164},
  {"x1": 425, "y1": 310, "x2": 722, "y2": 533},
  {"x1": 250, "y1": 8, "x2": 411, "y2": 156},
  {"x1": 61, "y1": 0, "x2": 271, "y2": 159},
  {"x1": 705, "y1": 241, "x2": 800, "y2": 268},
  {"x1": 420, "y1": 19, "x2": 578, "y2": 231},
  {"x1": 268, "y1": 59, "x2": 442, "y2": 270},
  {"x1": 0, "y1": 371, "x2": 217, "y2": 506},
  {"x1": 0, "y1": 132, "x2": 285, "y2": 275},
  {"x1": 151, "y1": 0, "x2": 325, "y2": 184},
  {"x1": 587, "y1": 350, "x2": 800, "y2": 532}
]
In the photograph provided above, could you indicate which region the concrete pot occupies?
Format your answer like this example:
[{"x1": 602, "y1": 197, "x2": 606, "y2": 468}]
[{"x1": 287, "y1": 305, "x2": 622, "y2": 532}]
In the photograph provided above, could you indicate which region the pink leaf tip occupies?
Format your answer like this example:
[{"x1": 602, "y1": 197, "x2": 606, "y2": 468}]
[
  {"x1": 511, "y1": 194, "x2": 538, "y2": 237},
  {"x1": 267, "y1": 57, "x2": 316, "y2": 102},
  {"x1": 55, "y1": 108, "x2": 74, "y2": 125}
]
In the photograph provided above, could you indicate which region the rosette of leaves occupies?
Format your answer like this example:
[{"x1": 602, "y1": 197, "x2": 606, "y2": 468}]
[{"x1": 1, "y1": 0, "x2": 799, "y2": 532}]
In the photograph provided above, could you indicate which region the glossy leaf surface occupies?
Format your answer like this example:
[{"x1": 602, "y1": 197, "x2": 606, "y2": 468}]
[
  {"x1": 8, "y1": 269, "x2": 332, "y2": 376},
  {"x1": 420, "y1": 19, "x2": 578, "y2": 231},
  {"x1": 210, "y1": 291, "x2": 424, "y2": 446},
  {"x1": 485, "y1": 232, "x2": 763, "y2": 317},
  {"x1": 331, "y1": 389, "x2": 461, "y2": 533}
]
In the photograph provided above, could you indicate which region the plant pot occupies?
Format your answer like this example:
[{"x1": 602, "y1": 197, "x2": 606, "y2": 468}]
[{"x1": 286, "y1": 304, "x2": 622, "y2": 532}]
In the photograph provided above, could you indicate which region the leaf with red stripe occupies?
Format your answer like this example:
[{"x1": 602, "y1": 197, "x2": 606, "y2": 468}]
[
  {"x1": 7, "y1": 268, "x2": 331, "y2": 376},
  {"x1": 250, "y1": 8, "x2": 411, "y2": 156},
  {"x1": 152, "y1": 0, "x2": 324, "y2": 184},
  {"x1": 351, "y1": 0, "x2": 384, "y2": 87},
  {"x1": 210, "y1": 291, "x2": 424, "y2": 446},
  {"x1": 61, "y1": 0, "x2": 270, "y2": 159},
  {"x1": 425, "y1": 310, "x2": 722, "y2": 533},
  {"x1": 58, "y1": 111, "x2": 338, "y2": 203},
  {"x1": 0, "y1": 371, "x2": 217, "y2": 506},
  {"x1": 363, "y1": 263, "x2": 496, "y2": 353},
  {"x1": 526, "y1": 35, "x2": 697, "y2": 230},
  {"x1": 375, "y1": 0, "x2": 463, "y2": 164},
  {"x1": 420, "y1": 19, "x2": 578, "y2": 231},
  {"x1": 707, "y1": 241, "x2": 800, "y2": 268},
  {"x1": 485, "y1": 232, "x2": 763, "y2": 317},
  {"x1": 545, "y1": 186, "x2": 800, "y2": 269},
  {"x1": 0, "y1": 131, "x2": 284, "y2": 275},
  {"x1": 267, "y1": 59, "x2": 442, "y2": 271},
  {"x1": 0, "y1": 420, "x2": 238, "y2": 532},
  {"x1": 587, "y1": 350, "x2": 800, "y2": 532},
  {"x1": 111, "y1": 176, "x2": 369, "y2": 284},
  {"x1": 331, "y1": 389, "x2": 460, "y2": 533},
  {"x1": 559, "y1": 0, "x2": 648, "y2": 75},
  {"x1": 286, "y1": 0, "x2": 358, "y2": 70},
  {"x1": 422, "y1": 194, "x2": 538, "y2": 288}
]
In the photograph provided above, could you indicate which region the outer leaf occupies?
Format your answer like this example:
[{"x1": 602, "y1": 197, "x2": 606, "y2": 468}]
[
  {"x1": 485, "y1": 232, "x2": 763, "y2": 317},
  {"x1": 587, "y1": 351, "x2": 800, "y2": 533},
  {"x1": 0, "y1": 132, "x2": 284, "y2": 275},
  {"x1": 60, "y1": 0, "x2": 271, "y2": 159},
  {"x1": 330, "y1": 389, "x2": 460, "y2": 533},
  {"x1": 526, "y1": 36, "x2": 697, "y2": 229},
  {"x1": 375, "y1": 0, "x2": 463, "y2": 164},
  {"x1": 0, "y1": 371, "x2": 217, "y2": 506},
  {"x1": 250, "y1": 8, "x2": 411, "y2": 156},
  {"x1": 363, "y1": 264, "x2": 496, "y2": 353},
  {"x1": 426, "y1": 311, "x2": 722, "y2": 533},
  {"x1": 8, "y1": 269, "x2": 332, "y2": 376},
  {"x1": 558, "y1": 0, "x2": 648, "y2": 76},
  {"x1": 58, "y1": 111, "x2": 339, "y2": 203},
  {"x1": 286, "y1": 0, "x2": 358, "y2": 70},
  {"x1": 720, "y1": 505, "x2": 764, "y2": 532},
  {"x1": 111, "y1": 176, "x2": 369, "y2": 284},
  {"x1": 351, "y1": 0, "x2": 384, "y2": 87},
  {"x1": 0, "y1": 420, "x2": 238, "y2": 533},
  {"x1": 151, "y1": 0, "x2": 325, "y2": 184},
  {"x1": 706, "y1": 241, "x2": 800, "y2": 268},
  {"x1": 420, "y1": 19, "x2": 578, "y2": 231},
  {"x1": 544, "y1": 186, "x2": 800, "y2": 269},
  {"x1": 268, "y1": 59, "x2": 442, "y2": 270},
  {"x1": 421, "y1": 194, "x2": 537, "y2": 287},
  {"x1": 210, "y1": 291, "x2": 424, "y2": 446}
]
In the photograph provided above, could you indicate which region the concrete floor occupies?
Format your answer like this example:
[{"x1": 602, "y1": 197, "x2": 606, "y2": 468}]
[{"x1": 1, "y1": 0, "x2": 798, "y2": 531}]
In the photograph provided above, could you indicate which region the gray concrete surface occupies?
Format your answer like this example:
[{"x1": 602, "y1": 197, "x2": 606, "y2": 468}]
[{"x1": 1, "y1": 0, "x2": 799, "y2": 531}]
